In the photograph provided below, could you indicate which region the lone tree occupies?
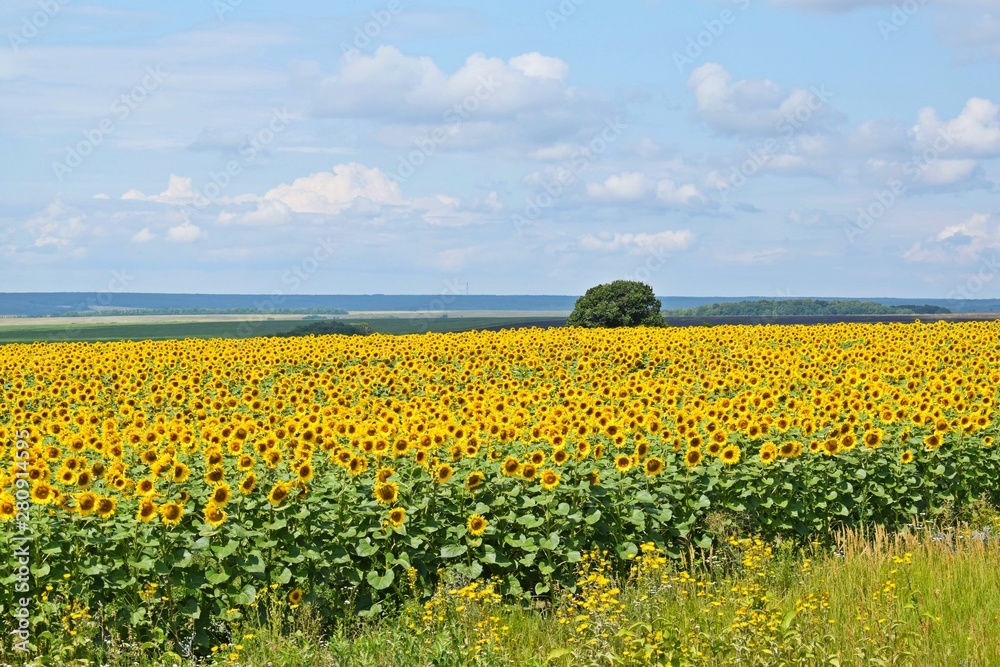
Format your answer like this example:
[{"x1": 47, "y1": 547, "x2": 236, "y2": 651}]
[{"x1": 567, "y1": 280, "x2": 665, "y2": 328}]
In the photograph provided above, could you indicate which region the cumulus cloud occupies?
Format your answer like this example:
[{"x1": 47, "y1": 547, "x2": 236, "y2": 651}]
[
  {"x1": 131, "y1": 228, "x2": 155, "y2": 243},
  {"x1": 586, "y1": 172, "x2": 704, "y2": 207},
  {"x1": 26, "y1": 199, "x2": 86, "y2": 248},
  {"x1": 911, "y1": 97, "x2": 1000, "y2": 158},
  {"x1": 167, "y1": 220, "x2": 202, "y2": 243},
  {"x1": 579, "y1": 229, "x2": 694, "y2": 254},
  {"x1": 122, "y1": 174, "x2": 198, "y2": 204},
  {"x1": 904, "y1": 213, "x2": 1000, "y2": 263},
  {"x1": 688, "y1": 63, "x2": 841, "y2": 137},
  {"x1": 261, "y1": 163, "x2": 403, "y2": 215}
]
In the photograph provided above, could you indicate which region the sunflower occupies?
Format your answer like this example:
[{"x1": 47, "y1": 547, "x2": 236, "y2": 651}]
[
  {"x1": 210, "y1": 483, "x2": 232, "y2": 507},
  {"x1": 376, "y1": 467, "x2": 396, "y2": 483},
  {"x1": 539, "y1": 469, "x2": 560, "y2": 490},
  {"x1": 467, "y1": 514, "x2": 488, "y2": 536},
  {"x1": 295, "y1": 462, "x2": 314, "y2": 484},
  {"x1": 923, "y1": 434, "x2": 942, "y2": 450},
  {"x1": 374, "y1": 481, "x2": 399, "y2": 505},
  {"x1": 465, "y1": 471, "x2": 485, "y2": 492},
  {"x1": 900, "y1": 450, "x2": 914, "y2": 464},
  {"x1": 96, "y1": 496, "x2": 116, "y2": 518},
  {"x1": 435, "y1": 464, "x2": 454, "y2": 484},
  {"x1": 268, "y1": 481, "x2": 291, "y2": 506},
  {"x1": 587, "y1": 470, "x2": 600, "y2": 486},
  {"x1": 501, "y1": 457, "x2": 521, "y2": 476},
  {"x1": 614, "y1": 454, "x2": 632, "y2": 473},
  {"x1": 288, "y1": 589, "x2": 303, "y2": 606},
  {"x1": 237, "y1": 454, "x2": 255, "y2": 471},
  {"x1": 387, "y1": 507, "x2": 406, "y2": 528},
  {"x1": 643, "y1": 456, "x2": 664, "y2": 476},
  {"x1": 552, "y1": 449, "x2": 569, "y2": 466},
  {"x1": 0, "y1": 492, "x2": 16, "y2": 521},
  {"x1": 204, "y1": 503, "x2": 227, "y2": 528},
  {"x1": 822, "y1": 439, "x2": 840, "y2": 456},
  {"x1": 521, "y1": 463, "x2": 538, "y2": 481},
  {"x1": 239, "y1": 472, "x2": 257, "y2": 495},
  {"x1": 76, "y1": 490, "x2": 98, "y2": 515},
  {"x1": 529, "y1": 450, "x2": 546, "y2": 466},
  {"x1": 348, "y1": 456, "x2": 368, "y2": 476},
  {"x1": 778, "y1": 441, "x2": 797, "y2": 458},
  {"x1": 685, "y1": 448, "x2": 702, "y2": 467},
  {"x1": 30, "y1": 482, "x2": 55, "y2": 505},
  {"x1": 759, "y1": 442, "x2": 778, "y2": 465},
  {"x1": 137, "y1": 499, "x2": 157, "y2": 522},
  {"x1": 575, "y1": 440, "x2": 591, "y2": 460},
  {"x1": 160, "y1": 501, "x2": 184, "y2": 526},
  {"x1": 171, "y1": 463, "x2": 190, "y2": 484}
]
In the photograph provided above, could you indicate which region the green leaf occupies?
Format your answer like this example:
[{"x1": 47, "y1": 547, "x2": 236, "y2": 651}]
[
  {"x1": 366, "y1": 568, "x2": 395, "y2": 591},
  {"x1": 584, "y1": 509, "x2": 602, "y2": 525},
  {"x1": 440, "y1": 544, "x2": 468, "y2": 559},
  {"x1": 206, "y1": 569, "x2": 230, "y2": 586},
  {"x1": 356, "y1": 539, "x2": 379, "y2": 558}
]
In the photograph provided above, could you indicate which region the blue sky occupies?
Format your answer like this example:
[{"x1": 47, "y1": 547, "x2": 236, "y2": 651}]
[{"x1": 1, "y1": 0, "x2": 999, "y2": 298}]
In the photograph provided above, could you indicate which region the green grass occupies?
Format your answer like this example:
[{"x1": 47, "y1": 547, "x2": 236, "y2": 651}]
[{"x1": 0, "y1": 317, "x2": 564, "y2": 344}]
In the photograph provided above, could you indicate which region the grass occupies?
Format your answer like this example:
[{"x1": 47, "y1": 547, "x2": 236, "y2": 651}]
[
  {"x1": 7, "y1": 520, "x2": 1000, "y2": 667},
  {"x1": 0, "y1": 317, "x2": 564, "y2": 344}
]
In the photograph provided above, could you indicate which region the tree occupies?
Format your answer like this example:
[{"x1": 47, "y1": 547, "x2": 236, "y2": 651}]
[{"x1": 567, "y1": 280, "x2": 665, "y2": 328}]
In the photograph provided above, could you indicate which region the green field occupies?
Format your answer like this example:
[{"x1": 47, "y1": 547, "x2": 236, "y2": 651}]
[{"x1": 0, "y1": 317, "x2": 565, "y2": 344}]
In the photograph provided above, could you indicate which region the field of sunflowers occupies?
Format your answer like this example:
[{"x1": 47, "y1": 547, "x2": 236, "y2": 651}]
[{"x1": 2, "y1": 321, "x2": 1000, "y2": 654}]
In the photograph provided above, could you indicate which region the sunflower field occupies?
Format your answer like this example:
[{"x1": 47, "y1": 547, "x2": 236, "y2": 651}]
[{"x1": 2, "y1": 321, "x2": 1000, "y2": 654}]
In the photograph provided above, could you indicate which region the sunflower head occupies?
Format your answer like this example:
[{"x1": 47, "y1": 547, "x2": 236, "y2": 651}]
[
  {"x1": 160, "y1": 502, "x2": 184, "y2": 526},
  {"x1": 685, "y1": 448, "x2": 702, "y2": 468},
  {"x1": 374, "y1": 481, "x2": 399, "y2": 505},
  {"x1": 268, "y1": 482, "x2": 291, "y2": 506},
  {"x1": 467, "y1": 514, "x2": 488, "y2": 537},
  {"x1": 539, "y1": 469, "x2": 560, "y2": 490},
  {"x1": 900, "y1": 450, "x2": 914, "y2": 464},
  {"x1": 501, "y1": 457, "x2": 521, "y2": 476},
  {"x1": 643, "y1": 456, "x2": 664, "y2": 476},
  {"x1": 288, "y1": 589, "x2": 303, "y2": 606},
  {"x1": 96, "y1": 496, "x2": 116, "y2": 518},
  {"x1": 76, "y1": 491, "x2": 98, "y2": 515},
  {"x1": 388, "y1": 507, "x2": 406, "y2": 528},
  {"x1": 137, "y1": 499, "x2": 157, "y2": 522},
  {"x1": 435, "y1": 464, "x2": 454, "y2": 484},
  {"x1": 239, "y1": 472, "x2": 258, "y2": 494},
  {"x1": 204, "y1": 504, "x2": 227, "y2": 528},
  {"x1": 465, "y1": 471, "x2": 485, "y2": 492},
  {"x1": 720, "y1": 445, "x2": 741, "y2": 465},
  {"x1": 614, "y1": 454, "x2": 632, "y2": 473}
]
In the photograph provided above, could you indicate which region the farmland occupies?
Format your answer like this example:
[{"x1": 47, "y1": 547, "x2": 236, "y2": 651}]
[{"x1": 3, "y1": 321, "x2": 1000, "y2": 664}]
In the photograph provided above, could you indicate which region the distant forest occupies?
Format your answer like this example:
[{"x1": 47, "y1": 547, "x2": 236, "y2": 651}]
[{"x1": 663, "y1": 299, "x2": 951, "y2": 317}]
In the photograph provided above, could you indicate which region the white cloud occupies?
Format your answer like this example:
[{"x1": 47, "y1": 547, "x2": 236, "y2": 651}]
[
  {"x1": 509, "y1": 52, "x2": 570, "y2": 80},
  {"x1": 122, "y1": 174, "x2": 197, "y2": 204},
  {"x1": 688, "y1": 63, "x2": 841, "y2": 136},
  {"x1": 131, "y1": 228, "x2": 154, "y2": 243},
  {"x1": 261, "y1": 163, "x2": 403, "y2": 215},
  {"x1": 912, "y1": 97, "x2": 1000, "y2": 158},
  {"x1": 216, "y1": 200, "x2": 293, "y2": 227},
  {"x1": 587, "y1": 172, "x2": 650, "y2": 201},
  {"x1": 904, "y1": 213, "x2": 1000, "y2": 263},
  {"x1": 26, "y1": 199, "x2": 86, "y2": 248},
  {"x1": 579, "y1": 229, "x2": 694, "y2": 254},
  {"x1": 167, "y1": 220, "x2": 202, "y2": 243}
]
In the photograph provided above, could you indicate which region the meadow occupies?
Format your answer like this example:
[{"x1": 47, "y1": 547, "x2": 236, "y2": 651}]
[{"x1": 2, "y1": 321, "x2": 1000, "y2": 665}]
